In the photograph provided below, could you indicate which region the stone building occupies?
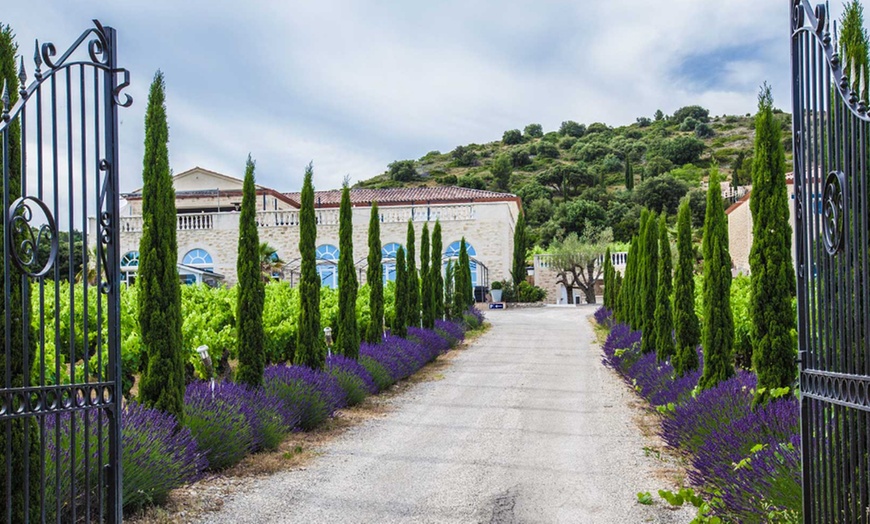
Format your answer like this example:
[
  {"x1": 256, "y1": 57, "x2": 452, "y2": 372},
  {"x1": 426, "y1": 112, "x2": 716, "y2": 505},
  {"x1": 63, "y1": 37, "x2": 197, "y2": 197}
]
[{"x1": 116, "y1": 167, "x2": 521, "y2": 291}]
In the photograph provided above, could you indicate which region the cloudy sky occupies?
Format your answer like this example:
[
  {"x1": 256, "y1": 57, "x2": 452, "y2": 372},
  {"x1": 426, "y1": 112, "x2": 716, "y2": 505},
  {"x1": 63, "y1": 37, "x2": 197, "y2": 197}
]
[{"x1": 1, "y1": 1, "x2": 843, "y2": 193}]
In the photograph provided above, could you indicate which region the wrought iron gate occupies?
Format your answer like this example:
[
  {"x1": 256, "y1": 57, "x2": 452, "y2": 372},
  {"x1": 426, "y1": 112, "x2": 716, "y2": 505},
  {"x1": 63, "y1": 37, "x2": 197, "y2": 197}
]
[
  {"x1": 792, "y1": 0, "x2": 870, "y2": 521},
  {"x1": 0, "y1": 21, "x2": 130, "y2": 523}
]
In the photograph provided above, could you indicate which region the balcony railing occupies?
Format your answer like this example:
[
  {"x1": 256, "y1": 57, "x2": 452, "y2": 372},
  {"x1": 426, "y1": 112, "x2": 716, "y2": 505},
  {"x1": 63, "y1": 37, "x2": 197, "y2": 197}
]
[
  {"x1": 534, "y1": 252, "x2": 628, "y2": 270},
  {"x1": 119, "y1": 203, "x2": 478, "y2": 234}
]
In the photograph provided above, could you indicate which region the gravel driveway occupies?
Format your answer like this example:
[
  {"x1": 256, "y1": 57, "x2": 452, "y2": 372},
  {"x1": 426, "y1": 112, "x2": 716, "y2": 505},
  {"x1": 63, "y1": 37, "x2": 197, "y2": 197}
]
[{"x1": 200, "y1": 306, "x2": 692, "y2": 523}]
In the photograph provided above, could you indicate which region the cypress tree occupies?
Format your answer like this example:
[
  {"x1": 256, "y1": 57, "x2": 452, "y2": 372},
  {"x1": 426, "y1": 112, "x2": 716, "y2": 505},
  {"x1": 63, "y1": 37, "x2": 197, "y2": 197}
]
[
  {"x1": 365, "y1": 203, "x2": 384, "y2": 343},
  {"x1": 654, "y1": 215, "x2": 675, "y2": 362},
  {"x1": 295, "y1": 164, "x2": 324, "y2": 369},
  {"x1": 603, "y1": 247, "x2": 613, "y2": 308},
  {"x1": 0, "y1": 24, "x2": 38, "y2": 522},
  {"x1": 138, "y1": 71, "x2": 185, "y2": 419},
  {"x1": 699, "y1": 166, "x2": 734, "y2": 390},
  {"x1": 460, "y1": 237, "x2": 474, "y2": 309},
  {"x1": 432, "y1": 220, "x2": 444, "y2": 320},
  {"x1": 406, "y1": 220, "x2": 419, "y2": 327},
  {"x1": 840, "y1": 0, "x2": 870, "y2": 99},
  {"x1": 235, "y1": 155, "x2": 265, "y2": 386},
  {"x1": 336, "y1": 183, "x2": 359, "y2": 358},
  {"x1": 511, "y1": 213, "x2": 527, "y2": 287},
  {"x1": 619, "y1": 236, "x2": 637, "y2": 326},
  {"x1": 641, "y1": 210, "x2": 659, "y2": 354},
  {"x1": 421, "y1": 223, "x2": 434, "y2": 329},
  {"x1": 444, "y1": 260, "x2": 455, "y2": 316},
  {"x1": 614, "y1": 271, "x2": 623, "y2": 315},
  {"x1": 625, "y1": 161, "x2": 634, "y2": 191},
  {"x1": 673, "y1": 199, "x2": 700, "y2": 375},
  {"x1": 393, "y1": 245, "x2": 408, "y2": 337},
  {"x1": 750, "y1": 85, "x2": 796, "y2": 404},
  {"x1": 633, "y1": 210, "x2": 650, "y2": 328}
]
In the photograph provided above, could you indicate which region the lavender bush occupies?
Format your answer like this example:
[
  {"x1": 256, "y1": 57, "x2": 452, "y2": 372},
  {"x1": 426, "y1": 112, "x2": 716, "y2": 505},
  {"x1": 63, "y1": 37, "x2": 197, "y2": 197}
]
[
  {"x1": 407, "y1": 326, "x2": 451, "y2": 356},
  {"x1": 44, "y1": 402, "x2": 205, "y2": 518},
  {"x1": 593, "y1": 306, "x2": 613, "y2": 325},
  {"x1": 435, "y1": 319, "x2": 465, "y2": 346},
  {"x1": 328, "y1": 354, "x2": 379, "y2": 406},
  {"x1": 264, "y1": 364, "x2": 346, "y2": 430},
  {"x1": 184, "y1": 381, "x2": 256, "y2": 470},
  {"x1": 245, "y1": 386, "x2": 303, "y2": 450},
  {"x1": 359, "y1": 355, "x2": 394, "y2": 390}
]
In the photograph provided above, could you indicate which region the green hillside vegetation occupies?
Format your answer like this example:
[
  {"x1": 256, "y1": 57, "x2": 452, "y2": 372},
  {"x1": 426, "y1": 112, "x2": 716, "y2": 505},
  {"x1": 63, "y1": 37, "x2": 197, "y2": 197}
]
[{"x1": 356, "y1": 106, "x2": 793, "y2": 246}]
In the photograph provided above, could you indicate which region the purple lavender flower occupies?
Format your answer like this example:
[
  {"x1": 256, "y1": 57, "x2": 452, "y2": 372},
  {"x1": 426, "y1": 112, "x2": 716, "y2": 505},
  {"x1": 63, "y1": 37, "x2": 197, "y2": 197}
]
[
  {"x1": 184, "y1": 381, "x2": 257, "y2": 470},
  {"x1": 594, "y1": 306, "x2": 613, "y2": 325},
  {"x1": 434, "y1": 319, "x2": 465, "y2": 346},
  {"x1": 408, "y1": 326, "x2": 452, "y2": 356},
  {"x1": 264, "y1": 364, "x2": 346, "y2": 430},
  {"x1": 327, "y1": 354, "x2": 379, "y2": 405}
]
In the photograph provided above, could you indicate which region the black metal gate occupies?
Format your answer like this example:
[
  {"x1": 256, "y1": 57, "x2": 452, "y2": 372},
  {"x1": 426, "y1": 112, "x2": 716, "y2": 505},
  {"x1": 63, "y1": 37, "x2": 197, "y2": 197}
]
[
  {"x1": 0, "y1": 21, "x2": 130, "y2": 523},
  {"x1": 792, "y1": 1, "x2": 870, "y2": 521}
]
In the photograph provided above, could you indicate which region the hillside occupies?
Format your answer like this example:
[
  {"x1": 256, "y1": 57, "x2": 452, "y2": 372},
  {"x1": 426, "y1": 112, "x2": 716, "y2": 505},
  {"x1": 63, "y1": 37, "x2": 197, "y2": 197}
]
[{"x1": 355, "y1": 105, "x2": 793, "y2": 246}]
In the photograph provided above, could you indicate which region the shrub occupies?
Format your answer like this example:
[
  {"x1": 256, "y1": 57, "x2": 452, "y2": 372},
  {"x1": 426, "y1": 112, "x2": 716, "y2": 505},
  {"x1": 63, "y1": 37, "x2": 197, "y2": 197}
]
[
  {"x1": 360, "y1": 355, "x2": 394, "y2": 390},
  {"x1": 327, "y1": 353, "x2": 378, "y2": 406},
  {"x1": 408, "y1": 326, "x2": 452, "y2": 356},
  {"x1": 388, "y1": 160, "x2": 417, "y2": 181},
  {"x1": 593, "y1": 306, "x2": 612, "y2": 325},
  {"x1": 435, "y1": 319, "x2": 465, "y2": 346},
  {"x1": 184, "y1": 381, "x2": 257, "y2": 470},
  {"x1": 524, "y1": 123, "x2": 543, "y2": 138},
  {"x1": 263, "y1": 365, "x2": 346, "y2": 431},
  {"x1": 503, "y1": 129, "x2": 524, "y2": 145},
  {"x1": 560, "y1": 120, "x2": 586, "y2": 137},
  {"x1": 246, "y1": 386, "x2": 302, "y2": 451},
  {"x1": 44, "y1": 403, "x2": 206, "y2": 517}
]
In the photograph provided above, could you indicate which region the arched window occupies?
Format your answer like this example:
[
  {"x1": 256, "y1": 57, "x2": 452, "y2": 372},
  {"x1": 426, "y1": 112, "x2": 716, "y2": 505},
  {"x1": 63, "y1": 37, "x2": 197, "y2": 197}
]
[
  {"x1": 183, "y1": 248, "x2": 214, "y2": 272},
  {"x1": 381, "y1": 242, "x2": 402, "y2": 284},
  {"x1": 444, "y1": 240, "x2": 477, "y2": 288},
  {"x1": 315, "y1": 244, "x2": 339, "y2": 288},
  {"x1": 121, "y1": 251, "x2": 139, "y2": 269}
]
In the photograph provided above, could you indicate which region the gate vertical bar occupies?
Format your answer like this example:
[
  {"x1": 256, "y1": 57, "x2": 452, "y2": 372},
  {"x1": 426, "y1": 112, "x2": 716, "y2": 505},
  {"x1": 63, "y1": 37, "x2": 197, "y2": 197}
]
[{"x1": 103, "y1": 24, "x2": 124, "y2": 524}]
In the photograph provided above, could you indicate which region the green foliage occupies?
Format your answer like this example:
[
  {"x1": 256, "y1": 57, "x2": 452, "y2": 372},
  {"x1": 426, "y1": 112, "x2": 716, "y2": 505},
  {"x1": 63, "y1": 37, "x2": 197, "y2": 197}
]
[
  {"x1": 694, "y1": 122, "x2": 714, "y2": 139},
  {"x1": 502, "y1": 128, "x2": 524, "y2": 145},
  {"x1": 644, "y1": 155, "x2": 674, "y2": 179},
  {"x1": 673, "y1": 199, "x2": 701, "y2": 375},
  {"x1": 420, "y1": 223, "x2": 435, "y2": 329},
  {"x1": 451, "y1": 145, "x2": 478, "y2": 167},
  {"x1": 295, "y1": 164, "x2": 324, "y2": 369},
  {"x1": 559, "y1": 120, "x2": 586, "y2": 138},
  {"x1": 460, "y1": 237, "x2": 474, "y2": 310},
  {"x1": 457, "y1": 174, "x2": 486, "y2": 190},
  {"x1": 236, "y1": 155, "x2": 266, "y2": 387},
  {"x1": 365, "y1": 203, "x2": 384, "y2": 343},
  {"x1": 653, "y1": 136, "x2": 706, "y2": 166},
  {"x1": 603, "y1": 247, "x2": 614, "y2": 308},
  {"x1": 524, "y1": 123, "x2": 544, "y2": 138},
  {"x1": 491, "y1": 153, "x2": 512, "y2": 190},
  {"x1": 640, "y1": 210, "x2": 659, "y2": 355},
  {"x1": 654, "y1": 215, "x2": 675, "y2": 361},
  {"x1": 633, "y1": 174, "x2": 689, "y2": 215},
  {"x1": 749, "y1": 85, "x2": 796, "y2": 405},
  {"x1": 138, "y1": 71, "x2": 185, "y2": 420},
  {"x1": 337, "y1": 183, "x2": 360, "y2": 358},
  {"x1": 387, "y1": 159, "x2": 418, "y2": 181},
  {"x1": 699, "y1": 167, "x2": 734, "y2": 389},
  {"x1": 431, "y1": 221, "x2": 445, "y2": 321},
  {"x1": 0, "y1": 24, "x2": 38, "y2": 521},
  {"x1": 393, "y1": 246, "x2": 408, "y2": 337},
  {"x1": 672, "y1": 105, "x2": 710, "y2": 125},
  {"x1": 536, "y1": 141, "x2": 560, "y2": 159},
  {"x1": 406, "y1": 220, "x2": 419, "y2": 328},
  {"x1": 511, "y1": 213, "x2": 527, "y2": 287},
  {"x1": 840, "y1": 0, "x2": 870, "y2": 98},
  {"x1": 625, "y1": 161, "x2": 634, "y2": 190},
  {"x1": 451, "y1": 239, "x2": 472, "y2": 318},
  {"x1": 637, "y1": 491, "x2": 654, "y2": 505}
]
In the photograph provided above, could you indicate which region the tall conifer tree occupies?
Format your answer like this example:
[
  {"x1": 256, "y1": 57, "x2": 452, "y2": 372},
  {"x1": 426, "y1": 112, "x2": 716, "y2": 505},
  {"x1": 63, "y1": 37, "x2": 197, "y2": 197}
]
[
  {"x1": 235, "y1": 155, "x2": 265, "y2": 386},
  {"x1": 641, "y1": 210, "x2": 659, "y2": 354},
  {"x1": 625, "y1": 161, "x2": 634, "y2": 191},
  {"x1": 0, "y1": 24, "x2": 38, "y2": 522},
  {"x1": 431, "y1": 220, "x2": 444, "y2": 320},
  {"x1": 673, "y1": 199, "x2": 700, "y2": 375},
  {"x1": 336, "y1": 183, "x2": 359, "y2": 358},
  {"x1": 393, "y1": 245, "x2": 408, "y2": 337},
  {"x1": 406, "y1": 220, "x2": 419, "y2": 327},
  {"x1": 699, "y1": 167, "x2": 734, "y2": 389},
  {"x1": 749, "y1": 85, "x2": 796, "y2": 403},
  {"x1": 365, "y1": 203, "x2": 384, "y2": 343},
  {"x1": 603, "y1": 247, "x2": 613, "y2": 308},
  {"x1": 295, "y1": 164, "x2": 324, "y2": 369},
  {"x1": 634, "y1": 210, "x2": 650, "y2": 327},
  {"x1": 511, "y1": 213, "x2": 527, "y2": 287},
  {"x1": 841, "y1": 0, "x2": 870, "y2": 99},
  {"x1": 654, "y1": 215, "x2": 675, "y2": 361},
  {"x1": 460, "y1": 237, "x2": 474, "y2": 308},
  {"x1": 421, "y1": 223, "x2": 434, "y2": 329},
  {"x1": 138, "y1": 71, "x2": 185, "y2": 419}
]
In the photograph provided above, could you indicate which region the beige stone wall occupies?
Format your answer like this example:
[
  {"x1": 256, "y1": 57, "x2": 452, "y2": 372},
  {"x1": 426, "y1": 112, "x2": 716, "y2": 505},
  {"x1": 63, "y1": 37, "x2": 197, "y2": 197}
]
[{"x1": 118, "y1": 200, "x2": 519, "y2": 287}]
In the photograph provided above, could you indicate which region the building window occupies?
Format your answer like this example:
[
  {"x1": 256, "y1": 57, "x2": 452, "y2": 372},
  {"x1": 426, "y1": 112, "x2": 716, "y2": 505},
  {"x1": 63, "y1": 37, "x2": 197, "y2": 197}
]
[
  {"x1": 183, "y1": 248, "x2": 214, "y2": 272},
  {"x1": 316, "y1": 244, "x2": 339, "y2": 288},
  {"x1": 121, "y1": 251, "x2": 139, "y2": 269},
  {"x1": 381, "y1": 242, "x2": 402, "y2": 284},
  {"x1": 444, "y1": 240, "x2": 477, "y2": 288}
]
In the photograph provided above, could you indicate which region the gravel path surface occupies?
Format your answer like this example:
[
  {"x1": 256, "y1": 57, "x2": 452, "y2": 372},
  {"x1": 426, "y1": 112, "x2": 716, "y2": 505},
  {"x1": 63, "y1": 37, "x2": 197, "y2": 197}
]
[{"x1": 200, "y1": 306, "x2": 692, "y2": 523}]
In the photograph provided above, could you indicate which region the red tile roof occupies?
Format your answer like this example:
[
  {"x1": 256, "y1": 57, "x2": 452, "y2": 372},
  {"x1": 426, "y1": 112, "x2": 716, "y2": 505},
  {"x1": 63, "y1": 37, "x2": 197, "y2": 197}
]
[{"x1": 284, "y1": 186, "x2": 518, "y2": 208}]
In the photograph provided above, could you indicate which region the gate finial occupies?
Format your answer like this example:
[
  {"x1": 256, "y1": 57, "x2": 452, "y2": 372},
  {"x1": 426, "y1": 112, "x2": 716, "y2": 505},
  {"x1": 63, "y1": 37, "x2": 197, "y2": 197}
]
[
  {"x1": 33, "y1": 40, "x2": 42, "y2": 80},
  {"x1": 17, "y1": 56, "x2": 26, "y2": 97},
  {"x1": 1, "y1": 79, "x2": 9, "y2": 122}
]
